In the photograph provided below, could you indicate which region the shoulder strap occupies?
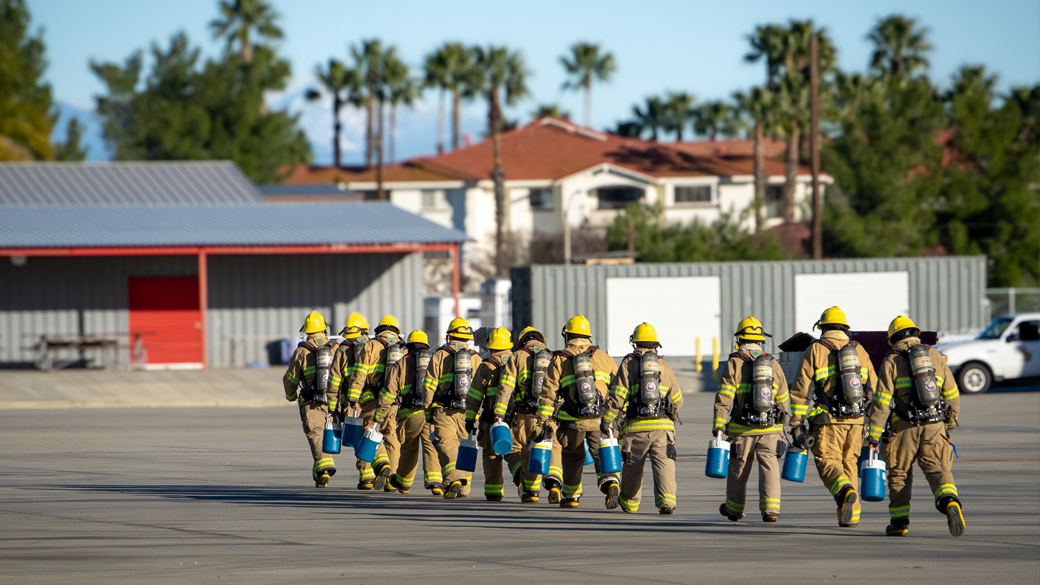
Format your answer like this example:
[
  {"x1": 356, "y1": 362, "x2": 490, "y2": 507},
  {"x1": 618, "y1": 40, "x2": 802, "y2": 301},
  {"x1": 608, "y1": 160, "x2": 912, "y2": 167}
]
[
  {"x1": 729, "y1": 351, "x2": 752, "y2": 363},
  {"x1": 815, "y1": 338, "x2": 839, "y2": 352},
  {"x1": 298, "y1": 340, "x2": 318, "y2": 352}
]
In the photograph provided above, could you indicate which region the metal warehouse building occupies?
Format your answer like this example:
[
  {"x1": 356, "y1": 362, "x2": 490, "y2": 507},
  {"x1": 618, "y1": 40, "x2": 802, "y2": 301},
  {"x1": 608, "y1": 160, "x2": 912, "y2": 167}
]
[
  {"x1": 0, "y1": 162, "x2": 467, "y2": 369},
  {"x1": 512, "y1": 257, "x2": 987, "y2": 356}
]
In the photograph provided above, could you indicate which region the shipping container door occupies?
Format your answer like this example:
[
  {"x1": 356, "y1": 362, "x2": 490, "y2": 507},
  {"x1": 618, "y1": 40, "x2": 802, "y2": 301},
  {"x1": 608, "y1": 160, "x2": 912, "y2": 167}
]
[
  {"x1": 128, "y1": 276, "x2": 202, "y2": 368},
  {"x1": 794, "y1": 272, "x2": 910, "y2": 334},
  {"x1": 606, "y1": 277, "x2": 721, "y2": 356}
]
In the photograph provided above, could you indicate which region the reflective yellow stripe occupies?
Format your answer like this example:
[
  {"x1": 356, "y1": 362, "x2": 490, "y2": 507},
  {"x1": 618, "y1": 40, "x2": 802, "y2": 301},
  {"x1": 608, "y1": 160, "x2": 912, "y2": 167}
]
[
  {"x1": 603, "y1": 411, "x2": 618, "y2": 423},
  {"x1": 726, "y1": 422, "x2": 783, "y2": 434},
  {"x1": 537, "y1": 404, "x2": 554, "y2": 417},
  {"x1": 814, "y1": 366, "x2": 836, "y2": 381},
  {"x1": 623, "y1": 419, "x2": 675, "y2": 433},
  {"x1": 286, "y1": 372, "x2": 299, "y2": 383}
]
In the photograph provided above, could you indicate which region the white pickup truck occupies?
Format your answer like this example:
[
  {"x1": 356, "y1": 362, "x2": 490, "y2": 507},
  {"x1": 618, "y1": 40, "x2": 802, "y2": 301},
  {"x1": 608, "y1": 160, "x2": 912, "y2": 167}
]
[{"x1": 935, "y1": 312, "x2": 1040, "y2": 394}]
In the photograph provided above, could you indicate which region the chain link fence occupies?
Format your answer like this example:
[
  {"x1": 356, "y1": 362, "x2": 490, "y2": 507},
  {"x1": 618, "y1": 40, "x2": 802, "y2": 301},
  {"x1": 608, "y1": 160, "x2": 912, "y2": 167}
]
[{"x1": 986, "y1": 288, "x2": 1040, "y2": 319}]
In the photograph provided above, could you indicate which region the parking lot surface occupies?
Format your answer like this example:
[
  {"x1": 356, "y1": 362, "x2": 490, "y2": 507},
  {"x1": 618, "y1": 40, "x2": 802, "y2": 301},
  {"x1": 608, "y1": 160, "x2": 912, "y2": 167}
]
[{"x1": 1, "y1": 389, "x2": 1037, "y2": 584}]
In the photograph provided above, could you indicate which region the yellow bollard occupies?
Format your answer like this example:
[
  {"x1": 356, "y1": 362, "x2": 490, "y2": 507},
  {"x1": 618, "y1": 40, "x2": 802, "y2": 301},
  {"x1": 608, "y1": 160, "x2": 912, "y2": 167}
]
[
  {"x1": 712, "y1": 337, "x2": 719, "y2": 381},
  {"x1": 696, "y1": 338, "x2": 703, "y2": 372}
]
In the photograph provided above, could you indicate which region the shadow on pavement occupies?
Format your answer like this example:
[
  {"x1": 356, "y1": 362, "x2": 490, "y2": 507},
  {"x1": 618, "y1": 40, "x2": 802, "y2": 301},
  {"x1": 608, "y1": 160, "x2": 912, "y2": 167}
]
[
  {"x1": 985, "y1": 378, "x2": 1040, "y2": 394},
  {"x1": 46, "y1": 483, "x2": 856, "y2": 538}
]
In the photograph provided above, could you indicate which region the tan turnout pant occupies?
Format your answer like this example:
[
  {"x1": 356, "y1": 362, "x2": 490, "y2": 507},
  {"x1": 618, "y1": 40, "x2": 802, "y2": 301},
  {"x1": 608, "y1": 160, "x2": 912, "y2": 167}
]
[
  {"x1": 881, "y1": 420, "x2": 959, "y2": 524},
  {"x1": 557, "y1": 422, "x2": 618, "y2": 499},
  {"x1": 478, "y1": 421, "x2": 504, "y2": 497},
  {"x1": 505, "y1": 413, "x2": 563, "y2": 495},
  {"x1": 811, "y1": 423, "x2": 863, "y2": 525},
  {"x1": 299, "y1": 402, "x2": 335, "y2": 480},
  {"x1": 431, "y1": 408, "x2": 472, "y2": 496},
  {"x1": 356, "y1": 400, "x2": 399, "y2": 483},
  {"x1": 723, "y1": 433, "x2": 782, "y2": 517},
  {"x1": 393, "y1": 413, "x2": 443, "y2": 492},
  {"x1": 619, "y1": 430, "x2": 677, "y2": 512}
]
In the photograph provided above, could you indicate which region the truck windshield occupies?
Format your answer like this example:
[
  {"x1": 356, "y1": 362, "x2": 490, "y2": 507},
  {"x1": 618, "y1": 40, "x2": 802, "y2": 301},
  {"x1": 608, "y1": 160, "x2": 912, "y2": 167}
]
[{"x1": 978, "y1": 317, "x2": 1013, "y2": 339}]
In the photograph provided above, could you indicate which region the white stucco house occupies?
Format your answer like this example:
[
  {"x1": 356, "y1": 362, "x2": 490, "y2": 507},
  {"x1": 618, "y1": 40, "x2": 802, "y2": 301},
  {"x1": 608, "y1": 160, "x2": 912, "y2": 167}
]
[{"x1": 284, "y1": 117, "x2": 832, "y2": 283}]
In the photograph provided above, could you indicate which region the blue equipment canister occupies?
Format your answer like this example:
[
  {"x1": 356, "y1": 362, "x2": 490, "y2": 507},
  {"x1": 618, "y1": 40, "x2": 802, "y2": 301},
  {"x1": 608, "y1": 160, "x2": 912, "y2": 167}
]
[
  {"x1": 342, "y1": 415, "x2": 364, "y2": 449},
  {"x1": 490, "y1": 421, "x2": 513, "y2": 456},
  {"x1": 322, "y1": 418, "x2": 341, "y2": 454},
  {"x1": 527, "y1": 439, "x2": 552, "y2": 475},
  {"x1": 354, "y1": 424, "x2": 383, "y2": 463},
  {"x1": 860, "y1": 449, "x2": 887, "y2": 502},
  {"x1": 705, "y1": 434, "x2": 730, "y2": 479},
  {"x1": 457, "y1": 432, "x2": 479, "y2": 473},
  {"x1": 598, "y1": 431, "x2": 622, "y2": 474},
  {"x1": 584, "y1": 442, "x2": 594, "y2": 466},
  {"x1": 781, "y1": 447, "x2": 808, "y2": 482}
]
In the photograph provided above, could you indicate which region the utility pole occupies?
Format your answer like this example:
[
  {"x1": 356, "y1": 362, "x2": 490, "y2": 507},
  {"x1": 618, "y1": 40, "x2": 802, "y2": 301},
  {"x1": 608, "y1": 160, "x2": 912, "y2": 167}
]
[{"x1": 810, "y1": 34, "x2": 822, "y2": 260}]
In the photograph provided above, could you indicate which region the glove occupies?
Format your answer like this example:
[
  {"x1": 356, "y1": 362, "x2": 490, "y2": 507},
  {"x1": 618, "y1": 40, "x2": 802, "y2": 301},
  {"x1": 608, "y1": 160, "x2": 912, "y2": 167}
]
[
  {"x1": 867, "y1": 436, "x2": 880, "y2": 448},
  {"x1": 711, "y1": 426, "x2": 725, "y2": 437},
  {"x1": 284, "y1": 392, "x2": 297, "y2": 403},
  {"x1": 465, "y1": 419, "x2": 476, "y2": 434},
  {"x1": 792, "y1": 426, "x2": 813, "y2": 450},
  {"x1": 600, "y1": 419, "x2": 612, "y2": 437}
]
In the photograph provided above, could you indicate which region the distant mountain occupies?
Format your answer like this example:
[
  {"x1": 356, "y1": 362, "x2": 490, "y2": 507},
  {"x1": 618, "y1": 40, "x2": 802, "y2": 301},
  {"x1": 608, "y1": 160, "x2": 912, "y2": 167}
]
[{"x1": 52, "y1": 103, "x2": 110, "y2": 162}]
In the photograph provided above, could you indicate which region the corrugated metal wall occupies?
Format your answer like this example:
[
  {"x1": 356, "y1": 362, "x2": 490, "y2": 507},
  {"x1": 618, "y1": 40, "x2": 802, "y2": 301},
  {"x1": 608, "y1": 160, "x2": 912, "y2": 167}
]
[
  {"x1": 0, "y1": 252, "x2": 422, "y2": 368},
  {"x1": 512, "y1": 256, "x2": 987, "y2": 355},
  {"x1": 0, "y1": 256, "x2": 196, "y2": 365},
  {"x1": 207, "y1": 253, "x2": 422, "y2": 367}
]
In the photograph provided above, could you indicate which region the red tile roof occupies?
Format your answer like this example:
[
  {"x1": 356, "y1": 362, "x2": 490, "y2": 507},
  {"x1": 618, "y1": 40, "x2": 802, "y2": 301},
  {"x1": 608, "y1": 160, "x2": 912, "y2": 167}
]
[{"x1": 284, "y1": 118, "x2": 826, "y2": 185}]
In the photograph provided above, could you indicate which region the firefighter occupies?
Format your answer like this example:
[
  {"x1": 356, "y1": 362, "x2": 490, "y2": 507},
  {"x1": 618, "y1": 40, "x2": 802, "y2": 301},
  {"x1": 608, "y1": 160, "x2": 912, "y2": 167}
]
[
  {"x1": 538, "y1": 315, "x2": 619, "y2": 509},
  {"x1": 373, "y1": 330, "x2": 444, "y2": 496},
  {"x1": 602, "y1": 323, "x2": 684, "y2": 514},
  {"x1": 464, "y1": 327, "x2": 513, "y2": 501},
  {"x1": 790, "y1": 306, "x2": 877, "y2": 527},
  {"x1": 713, "y1": 317, "x2": 790, "y2": 522},
  {"x1": 424, "y1": 317, "x2": 483, "y2": 499},
  {"x1": 328, "y1": 312, "x2": 369, "y2": 457},
  {"x1": 493, "y1": 326, "x2": 563, "y2": 503},
  {"x1": 347, "y1": 315, "x2": 404, "y2": 491},
  {"x1": 868, "y1": 316, "x2": 964, "y2": 537},
  {"x1": 282, "y1": 311, "x2": 338, "y2": 487}
]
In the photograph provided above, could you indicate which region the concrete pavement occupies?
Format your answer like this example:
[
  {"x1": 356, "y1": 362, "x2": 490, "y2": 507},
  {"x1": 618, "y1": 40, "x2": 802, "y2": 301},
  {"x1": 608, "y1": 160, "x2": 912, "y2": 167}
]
[{"x1": 0, "y1": 389, "x2": 1037, "y2": 584}]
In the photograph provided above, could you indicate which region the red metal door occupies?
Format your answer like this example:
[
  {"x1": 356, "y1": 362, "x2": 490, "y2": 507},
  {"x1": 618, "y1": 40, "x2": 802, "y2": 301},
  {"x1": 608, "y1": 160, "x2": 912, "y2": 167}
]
[{"x1": 128, "y1": 277, "x2": 202, "y2": 366}]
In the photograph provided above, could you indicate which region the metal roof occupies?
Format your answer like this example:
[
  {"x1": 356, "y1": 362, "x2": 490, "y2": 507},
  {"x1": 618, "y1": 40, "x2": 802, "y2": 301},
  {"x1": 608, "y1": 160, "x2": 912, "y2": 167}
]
[
  {"x1": 0, "y1": 162, "x2": 262, "y2": 206},
  {"x1": 0, "y1": 202, "x2": 469, "y2": 248},
  {"x1": 257, "y1": 184, "x2": 352, "y2": 196}
]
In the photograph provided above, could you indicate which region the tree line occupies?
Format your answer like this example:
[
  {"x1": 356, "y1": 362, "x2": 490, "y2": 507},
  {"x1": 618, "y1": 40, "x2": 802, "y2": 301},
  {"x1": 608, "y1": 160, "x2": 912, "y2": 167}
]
[{"x1": 1, "y1": 0, "x2": 1036, "y2": 286}]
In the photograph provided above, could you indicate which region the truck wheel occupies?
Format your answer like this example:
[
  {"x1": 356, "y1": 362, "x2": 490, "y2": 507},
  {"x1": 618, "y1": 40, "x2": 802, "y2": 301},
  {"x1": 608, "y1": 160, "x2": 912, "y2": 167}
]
[{"x1": 957, "y1": 362, "x2": 992, "y2": 394}]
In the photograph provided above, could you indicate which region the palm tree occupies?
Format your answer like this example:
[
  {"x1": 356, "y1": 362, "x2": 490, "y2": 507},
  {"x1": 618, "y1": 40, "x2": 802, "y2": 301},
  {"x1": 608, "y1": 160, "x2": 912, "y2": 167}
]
[
  {"x1": 734, "y1": 87, "x2": 778, "y2": 233},
  {"x1": 560, "y1": 42, "x2": 616, "y2": 127},
  {"x1": 692, "y1": 100, "x2": 743, "y2": 141},
  {"x1": 746, "y1": 20, "x2": 836, "y2": 223},
  {"x1": 305, "y1": 58, "x2": 358, "y2": 168},
  {"x1": 661, "y1": 92, "x2": 695, "y2": 141},
  {"x1": 474, "y1": 45, "x2": 530, "y2": 276},
  {"x1": 632, "y1": 96, "x2": 665, "y2": 141},
  {"x1": 868, "y1": 15, "x2": 932, "y2": 77},
  {"x1": 424, "y1": 42, "x2": 477, "y2": 152},
  {"x1": 532, "y1": 104, "x2": 570, "y2": 120},
  {"x1": 385, "y1": 57, "x2": 421, "y2": 164},
  {"x1": 208, "y1": 0, "x2": 282, "y2": 65},
  {"x1": 351, "y1": 39, "x2": 386, "y2": 167}
]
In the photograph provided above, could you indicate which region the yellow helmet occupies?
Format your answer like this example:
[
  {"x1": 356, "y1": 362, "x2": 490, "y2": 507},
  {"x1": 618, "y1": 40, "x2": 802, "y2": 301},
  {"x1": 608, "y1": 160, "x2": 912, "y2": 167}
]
[
  {"x1": 734, "y1": 316, "x2": 766, "y2": 341},
  {"x1": 516, "y1": 326, "x2": 545, "y2": 347},
  {"x1": 342, "y1": 312, "x2": 369, "y2": 339},
  {"x1": 487, "y1": 327, "x2": 512, "y2": 350},
  {"x1": 406, "y1": 329, "x2": 430, "y2": 347},
  {"x1": 887, "y1": 315, "x2": 920, "y2": 344},
  {"x1": 446, "y1": 317, "x2": 473, "y2": 340},
  {"x1": 301, "y1": 311, "x2": 327, "y2": 334},
  {"x1": 814, "y1": 306, "x2": 848, "y2": 330},
  {"x1": 562, "y1": 315, "x2": 592, "y2": 338},
  {"x1": 630, "y1": 322, "x2": 659, "y2": 344},
  {"x1": 376, "y1": 314, "x2": 401, "y2": 333}
]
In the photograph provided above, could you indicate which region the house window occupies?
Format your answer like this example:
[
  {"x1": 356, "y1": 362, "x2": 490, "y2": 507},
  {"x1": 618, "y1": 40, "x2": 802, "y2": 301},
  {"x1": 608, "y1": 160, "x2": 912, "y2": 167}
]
[
  {"x1": 674, "y1": 185, "x2": 712, "y2": 205},
  {"x1": 361, "y1": 190, "x2": 379, "y2": 201},
  {"x1": 764, "y1": 185, "x2": 784, "y2": 218},
  {"x1": 422, "y1": 190, "x2": 444, "y2": 210},
  {"x1": 595, "y1": 186, "x2": 644, "y2": 210},
  {"x1": 529, "y1": 188, "x2": 554, "y2": 210}
]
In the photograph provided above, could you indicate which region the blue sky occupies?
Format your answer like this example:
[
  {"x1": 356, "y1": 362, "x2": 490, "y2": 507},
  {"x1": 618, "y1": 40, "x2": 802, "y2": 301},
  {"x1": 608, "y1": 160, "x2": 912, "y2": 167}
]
[{"x1": 32, "y1": 0, "x2": 1040, "y2": 165}]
